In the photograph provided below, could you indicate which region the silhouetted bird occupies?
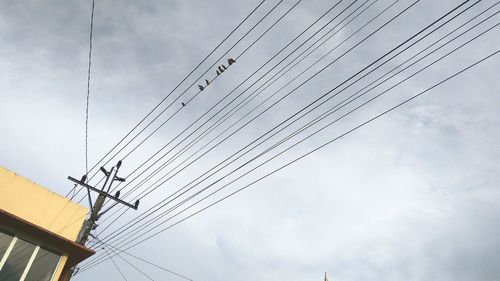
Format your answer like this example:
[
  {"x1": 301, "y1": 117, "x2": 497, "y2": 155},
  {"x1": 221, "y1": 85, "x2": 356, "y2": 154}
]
[
  {"x1": 218, "y1": 65, "x2": 225, "y2": 73},
  {"x1": 222, "y1": 64, "x2": 227, "y2": 70},
  {"x1": 198, "y1": 85, "x2": 204, "y2": 91},
  {"x1": 115, "y1": 190, "x2": 120, "y2": 198},
  {"x1": 182, "y1": 102, "x2": 186, "y2": 107},
  {"x1": 228, "y1": 58, "x2": 236, "y2": 65},
  {"x1": 216, "y1": 70, "x2": 220, "y2": 76},
  {"x1": 205, "y1": 79, "x2": 210, "y2": 85}
]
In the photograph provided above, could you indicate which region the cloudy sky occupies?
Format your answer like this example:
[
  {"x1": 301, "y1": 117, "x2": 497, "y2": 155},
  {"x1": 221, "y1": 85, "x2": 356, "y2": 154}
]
[{"x1": 1, "y1": 0, "x2": 500, "y2": 280}]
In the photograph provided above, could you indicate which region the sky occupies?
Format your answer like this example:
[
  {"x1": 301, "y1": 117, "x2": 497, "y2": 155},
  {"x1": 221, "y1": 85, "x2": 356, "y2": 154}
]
[{"x1": 1, "y1": 0, "x2": 500, "y2": 280}]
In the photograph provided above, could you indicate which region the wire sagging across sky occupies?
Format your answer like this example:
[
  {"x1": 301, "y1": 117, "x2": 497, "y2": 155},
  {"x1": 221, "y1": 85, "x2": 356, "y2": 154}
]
[{"x1": 76, "y1": 0, "x2": 500, "y2": 271}]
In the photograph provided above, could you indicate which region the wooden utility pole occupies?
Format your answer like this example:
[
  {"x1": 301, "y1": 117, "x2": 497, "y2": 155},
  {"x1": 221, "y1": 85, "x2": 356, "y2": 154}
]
[{"x1": 65, "y1": 160, "x2": 139, "y2": 279}]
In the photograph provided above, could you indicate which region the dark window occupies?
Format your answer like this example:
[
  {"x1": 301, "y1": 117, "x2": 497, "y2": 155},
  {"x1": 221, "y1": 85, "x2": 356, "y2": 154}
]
[
  {"x1": 0, "y1": 238, "x2": 36, "y2": 281},
  {"x1": 0, "y1": 233, "x2": 14, "y2": 260},
  {"x1": 0, "y1": 232, "x2": 61, "y2": 281},
  {"x1": 24, "y1": 247, "x2": 60, "y2": 281}
]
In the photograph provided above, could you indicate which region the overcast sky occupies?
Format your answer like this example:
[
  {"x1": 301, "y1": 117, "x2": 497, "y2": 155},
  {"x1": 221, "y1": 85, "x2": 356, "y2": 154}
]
[{"x1": 1, "y1": 0, "x2": 500, "y2": 280}]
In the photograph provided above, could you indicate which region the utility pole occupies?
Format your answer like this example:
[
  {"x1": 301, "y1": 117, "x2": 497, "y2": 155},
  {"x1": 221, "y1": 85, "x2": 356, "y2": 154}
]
[{"x1": 65, "y1": 160, "x2": 139, "y2": 279}]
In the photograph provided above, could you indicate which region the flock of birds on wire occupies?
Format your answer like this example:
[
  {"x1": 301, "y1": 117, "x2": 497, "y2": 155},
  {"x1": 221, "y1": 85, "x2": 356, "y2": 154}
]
[{"x1": 181, "y1": 58, "x2": 237, "y2": 107}]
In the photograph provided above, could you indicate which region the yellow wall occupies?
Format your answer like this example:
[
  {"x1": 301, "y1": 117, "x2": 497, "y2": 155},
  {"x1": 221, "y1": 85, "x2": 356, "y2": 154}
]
[{"x1": 0, "y1": 166, "x2": 88, "y2": 241}]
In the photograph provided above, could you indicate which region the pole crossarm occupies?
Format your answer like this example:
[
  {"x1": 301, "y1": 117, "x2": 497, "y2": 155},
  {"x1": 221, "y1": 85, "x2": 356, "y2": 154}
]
[
  {"x1": 67, "y1": 161, "x2": 140, "y2": 279},
  {"x1": 68, "y1": 176, "x2": 139, "y2": 210}
]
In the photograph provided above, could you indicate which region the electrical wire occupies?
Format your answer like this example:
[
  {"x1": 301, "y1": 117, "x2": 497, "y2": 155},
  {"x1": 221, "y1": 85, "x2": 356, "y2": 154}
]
[
  {"x1": 102, "y1": 14, "x2": 494, "y2": 255},
  {"x1": 91, "y1": 0, "x2": 494, "y2": 254},
  {"x1": 115, "y1": 0, "x2": 369, "y2": 200},
  {"x1": 84, "y1": 0, "x2": 268, "y2": 177},
  {"x1": 92, "y1": 0, "x2": 351, "y2": 228},
  {"x1": 66, "y1": 0, "x2": 95, "y2": 199},
  {"x1": 103, "y1": 246, "x2": 129, "y2": 281},
  {"x1": 112, "y1": 0, "x2": 304, "y2": 164},
  {"x1": 118, "y1": 0, "x2": 393, "y2": 204},
  {"x1": 92, "y1": 237, "x2": 194, "y2": 281},
  {"x1": 74, "y1": 0, "x2": 300, "y2": 205},
  {"x1": 137, "y1": 48, "x2": 500, "y2": 249},
  {"x1": 124, "y1": 0, "x2": 475, "y2": 214},
  {"x1": 83, "y1": 0, "x2": 480, "y2": 258},
  {"x1": 103, "y1": 0, "x2": 387, "y2": 213},
  {"x1": 90, "y1": 0, "x2": 387, "y2": 238},
  {"x1": 94, "y1": 0, "x2": 422, "y2": 244},
  {"x1": 80, "y1": 45, "x2": 500, "y2": 272},
  {"x1": 85, "y1": 0, "x2": 95, "y2": 181},
  {"x1": 70, "y1": 0, "x2": 269, "y2": 199},
  {"x1": 106, "y1": 245, "x2": 156, "y2": 281}
]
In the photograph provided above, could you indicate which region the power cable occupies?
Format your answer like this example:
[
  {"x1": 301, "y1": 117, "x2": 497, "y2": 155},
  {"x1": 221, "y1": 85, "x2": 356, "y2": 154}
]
[
  {"x1": 84, "y1": 0, "x2": 267, "y2": 177},
  {"x1": 75, "y1": 0, "x2": 299, "y2": 204},
  {"x1": 92, "y1": 237, "x2": 194, "y2": 281},
  {"x1": 108, "y1": 0, "x2": 389, "y2": 210},
  {"x1": 85, "y1": 0, "x2": 469, "y2": 257},
  {"x1": 121, "y1": 0, "x2": 393, "y2": 203},
  {"x1": 97, "y1": 2, "x2": 496, "y2": 244},
  {"x1": 140, "y1": 48, "x2": 500, "y2": 248},
  {"x1": 83, "y1": 0, "x2": 286, "y2": 180},
  {"x1": 92, "y1": 0, "x2": 350, "y2": 226},
  {"x1": 115, "y1": 0, "x2": 370, "y2": 200},
  {"x1": 85, "y1": 0, "x2": 95, "y2": 180},
  {"x1": 125, "y1": 0, "x2": 473, "y2": 211},
  {"x1": 100, "y1": 8, "x2": 496, "y2": 252},
  {"x1": 103, "y1": 246, "x2": 129, "y2": 281},
  {"x1": 93, "y1": 0, "x2": 382, "y2": 237},
  {"x1": 80, "y1": 46, "x2": 500, "y2": 271},
  {"x1": 114, "y1": 0, "x2": 304, "y2": 163},
  {"x1": 67, "y1": 0, "x2": 96, "y2": 199},
  {"x1": 92, "y1": 0, "x2": 493, "y2": 252},
  {"x1": 70, "y1": 0, "x2": 269, "y2": 199},
  {"x1": 95, "y1": 0, "x2": 421, "y2": 242},
  {"x1": 105, "y1": 244, "x2": 156, "y2": 281}
]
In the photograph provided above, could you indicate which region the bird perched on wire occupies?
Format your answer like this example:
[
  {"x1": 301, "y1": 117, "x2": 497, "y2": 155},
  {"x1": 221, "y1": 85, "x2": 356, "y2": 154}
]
[
  {"x1": 222, "y1": 64, "x2": 227, "y2": 70},
  {"x1": 181, "y1": 102, "x2": 186, "y2": 107},
  {"x1": 218, "y1": 65, "x2": 225, "y2": 73},
  {"x1": 216, "y1": 69, "x2": 220, "y2": 76},
  {"x1": 205, "y1": 79, "x2": 210, "y2": 85},
  {"x1": 228, "y1": 58, "x2": 236, "y2": 65},
  {"x1": 198, "y1": 85, "x2": 204, "y2": 91}
]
